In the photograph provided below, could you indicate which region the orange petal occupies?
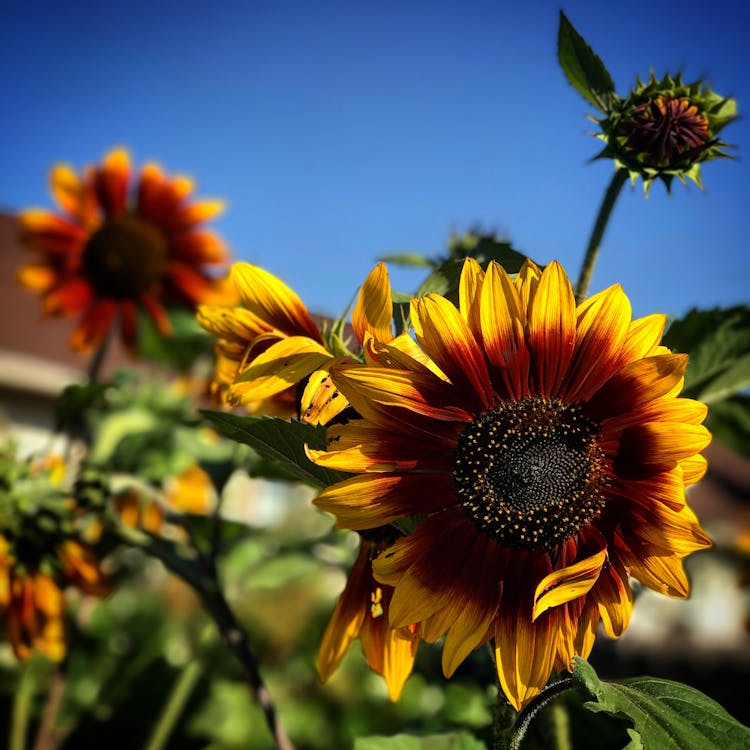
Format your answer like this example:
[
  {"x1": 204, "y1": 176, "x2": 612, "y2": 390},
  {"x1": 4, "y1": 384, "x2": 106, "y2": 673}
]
[
  {"x1": 49, "y1": 163, "x2": 83, "y2": 216},
  {"x1": 69, "y1": 300, "x2": 118, "y2": 352},
  {"x1": 95, "y1": 147, "x2": 131, "y2": 216},
  {"x1": 18, "y1": 264, "x2": 56, "y2": 293}
]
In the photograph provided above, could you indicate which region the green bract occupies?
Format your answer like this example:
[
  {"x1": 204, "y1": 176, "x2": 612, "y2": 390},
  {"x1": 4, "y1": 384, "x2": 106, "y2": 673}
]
[{"x1": 594, "y1": 73, "x2": 737, "y2": 192}]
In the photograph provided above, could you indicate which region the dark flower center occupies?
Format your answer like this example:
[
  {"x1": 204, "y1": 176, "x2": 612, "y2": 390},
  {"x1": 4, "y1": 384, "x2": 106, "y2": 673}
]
[
  {"x1": 82, "y1": 215, "x2": 168, "y2": 299},
  {"x1": 453, "y1": 397, "x2": 606, "y2": 550},
  {"x1": 620, "y1": 95, "x2": 711, "y2": 167}
]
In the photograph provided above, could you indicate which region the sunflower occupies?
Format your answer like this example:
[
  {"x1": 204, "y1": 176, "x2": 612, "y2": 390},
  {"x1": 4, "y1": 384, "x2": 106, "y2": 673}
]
[
  {"x1": 19, "y1": 147, "x2": 233, "y2": 353},
  {"x1": 197, "y1": 261, "x2": 405, "y2": 424},
  {"x1": 317, "y1": 529, "x2": 419, "y2": 701},
  {"x1": 0, "y1": 534, "x2": 109, "y2": 661},
  {"x1": 308, "y1": 258, "x2": 711, "y2": 710}
]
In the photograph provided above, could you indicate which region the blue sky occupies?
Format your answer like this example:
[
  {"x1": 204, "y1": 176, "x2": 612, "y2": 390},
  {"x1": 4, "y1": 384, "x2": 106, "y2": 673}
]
[{"x1": 2, "y1": 0, "x2": 748, "y2": 322}]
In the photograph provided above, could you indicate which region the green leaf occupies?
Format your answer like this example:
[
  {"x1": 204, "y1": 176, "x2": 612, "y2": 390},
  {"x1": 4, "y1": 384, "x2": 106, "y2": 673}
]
[
  {"x1": 662, "y1": 306, "x2": 750, "y2": 403},
  {"x1": 558, "y1": 11, "x2": 616, "y2": 112},
  {"x1": 573, "y1": 657, "x2": 750, "y2": 749},
  {"x1": 377, "y1": 252, "x2": 437, "y2": 268},
  {"x1": 354, "y1": 732, "x2": 485, "y2": 750},
  {"x1": 54, "y1": 381, "x2": 109, "y2": 431},
  {"x1": 705, "y1": 395, "x2": 750, "y2": 458},
  {"x1": 200, "y1": 411, "x2": 349, "y2": 488}
]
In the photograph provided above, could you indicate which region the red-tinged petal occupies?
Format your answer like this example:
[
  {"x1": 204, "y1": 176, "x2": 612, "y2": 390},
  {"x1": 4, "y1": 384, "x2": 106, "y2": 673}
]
[
  {"x1": 532, "y1": 548, "x2": 607, "y2": 620},
  {"x1": 591, "y1": 561, "x2": 632, "y2": 638},
  {"x1": 411, "y1": 294, "x2": 494, "y2": 408},
  {"x1": 95, "y1": 148, "x2": 130, "y2": 216},
  {"x1": 562, "y1": 284, "x2": 632, "y2": 402},
  {"x1": 620, "y1": 546, "x2": 691, "y2": 598},
  {"x1": 231, "y1": 336, "x2": 332, "y2": 402},
  {"x1": 611, "y1": 467, "x2": 688, "y2": 513},
  {"x1": 586, "y1": 354, "x2": 688, "y2": 422},
  {"x1": 309, "y1": 420, "x2": 454, "y2": 472},
  {"x1": 43, "y1": 278, "x2": 92, "y2": 316},
  {"x1": 375, "y1": 510, "x2": 495, "y2": 625},
  {"x1": 313, "y1": 472, "x2": 453, "y2": 530},
  {"x1": 316, "y1": 543, "x2": 370, "y2": 682},
  {"x1": 330, "y1": 365, "x2": 472, "y2": 430},
  {"x1": 617, "y1": 422, "x2": 711, "y2": 468},
  {"x1": 352, "y1": 263, "x2": 393, "y2": 345},
  {"x1": 495, "y1": 587, "x2": 561, "y2": 710},
  {"x1": 602, "y1": 396, "x2": 708, "y2": 437},
  {"x1": 479, "y1": 261, "x2": 529, "y2": 399},
  {"x1": 163, "y1": 262, "x2": 215, "y2": 306},
  {"x1": 196, "y1": 303, "x2": 268, "y2": 341},
  {"x1": 170, "y1": 229, "x2": 228, "y2": 265},
  {"x1": 20, "y1": 210, "x2": 88, "y2": 254},
  {"x1": 526, "y1": 261, "x2": 576, "y2": 396},
  {"x1": 621, "y1": 501, "x2": 712, "y2": 557},
  {"x1": 69, "y1": 299, "x2": 118, "y2": 352},
  {"x1": 230, "y1": 263, "x2": 322, "y2": 340},
  {"x1": 442, "y1": 593, "x2": 497, "y2": 678}
]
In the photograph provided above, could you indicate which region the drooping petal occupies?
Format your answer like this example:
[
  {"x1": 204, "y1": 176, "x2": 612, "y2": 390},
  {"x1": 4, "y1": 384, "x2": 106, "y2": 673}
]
[
  {"x1": 69, "y1": 300, "x2": 118, "y2": 352},
  {"x1": 313, "y1": 473, "x2": 453, "y2": 530},
  {"x1": 590, "y1": 560, "x2": 632, "y2": 638},
  {"x1": 316, "y1": 544, "x2": 369, "y2": 682},
  {"x1": 230, "y1": 336, "x2": 332, "y2": 403},
  {"x1": 532, "y1": 548, "x2": 607, "y2": 620}
]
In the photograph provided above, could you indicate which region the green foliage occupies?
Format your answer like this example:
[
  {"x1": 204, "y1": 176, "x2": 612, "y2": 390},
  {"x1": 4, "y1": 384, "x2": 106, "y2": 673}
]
[
  {"x1": 201, "y1": 411, "x2": 349, "y2": 488},
  {"x1": 136, "y1": 306, "x2": 215, "y2": 372},
  {"x1": 572, "y1": 658, "x2": 750, "y2": 749},
  {"x1": 354, "y1": 732, "x2": 485, "y2": 750},
  {"x1": 557, "y1": 11, "x2": 616, "y2": 113}
]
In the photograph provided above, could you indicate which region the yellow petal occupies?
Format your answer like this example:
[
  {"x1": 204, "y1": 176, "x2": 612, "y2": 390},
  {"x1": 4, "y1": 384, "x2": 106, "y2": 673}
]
[
  {"x1": 300, "y1": 363, "x2": 350, "y2": 426},
  {"x1": 352, "y1": 263, "x2": 393, "y2": 345},
  {"x1": 18, "y1": 264, "x2": 56, "y2": 292},
  {"x1": 458, "y1": 257, "x2": 485, "y2": 337},
  {"x1": 532, "y1": 549, "x2": 606, "y2": 620},
  {"x1": 514, "y1": 258, "x2": 542, "y2": 314},
  {"x1": 380, "y1": 626, "x2": 419, "y2": 701}
]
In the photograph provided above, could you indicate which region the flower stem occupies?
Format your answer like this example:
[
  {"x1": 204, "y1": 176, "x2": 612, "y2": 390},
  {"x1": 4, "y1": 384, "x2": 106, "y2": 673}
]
[
  {"x1": 507, "y1": 678, "x2": 574, "y2": 750},
  {"x1": 574, "y1": 168, "x2": 628, "y2": 302},
  {"x1": 144, "y1": 658, "x2": 203, "y2": 750},
  {"x1": 10, "y1": 661, "x2": 35, "y2": 750}
]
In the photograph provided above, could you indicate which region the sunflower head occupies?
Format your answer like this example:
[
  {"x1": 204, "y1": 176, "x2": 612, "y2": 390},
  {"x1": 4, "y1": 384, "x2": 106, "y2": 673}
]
[
  {"x1": 594, "y1": 73, "x2": 737, "y2": 192},
  {"x1": 310, "y1": 258, "x2": 712, "y2": 710},
  {"x1": 18, "y1": 147, "x2": 233, "y2": 353}
]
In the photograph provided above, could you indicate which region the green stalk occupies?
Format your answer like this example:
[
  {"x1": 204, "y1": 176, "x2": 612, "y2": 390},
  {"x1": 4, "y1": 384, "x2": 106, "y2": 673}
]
[
  {"x1": 10, "y1": 662, "x2": 35, "y2": 750},
  {"x1": 574, "y1": 168, "x2": 628, "y2": 302},
  {"x1": 144, "y1": 659, "x2": 203, "y2": 750}
]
